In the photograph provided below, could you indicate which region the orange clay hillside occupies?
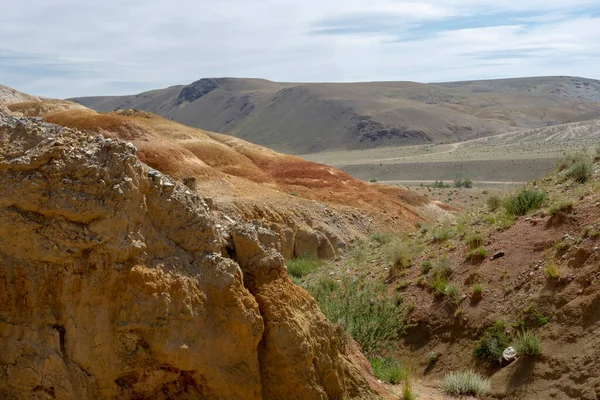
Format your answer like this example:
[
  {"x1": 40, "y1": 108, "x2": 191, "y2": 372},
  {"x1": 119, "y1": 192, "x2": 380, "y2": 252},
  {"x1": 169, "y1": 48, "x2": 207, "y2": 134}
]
[
  {"x1": 31, "y1": 105, "x2": 450, "y2": 220},
  {"x1": 5, "y1": 100, "x2": 453, "y2": 259}
]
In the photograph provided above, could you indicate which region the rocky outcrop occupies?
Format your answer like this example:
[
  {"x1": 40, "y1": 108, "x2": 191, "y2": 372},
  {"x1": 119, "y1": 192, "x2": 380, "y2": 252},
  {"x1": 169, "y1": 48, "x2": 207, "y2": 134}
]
[
  {"x1": 177, "y1": 78, "x2": 225, "y2": 104},
  {"x1": 294, "y1": 228, "x2": 337, "y2": 260},
  {"x1": 0, "y1": 114, "x2": 380, "y2": 399}
]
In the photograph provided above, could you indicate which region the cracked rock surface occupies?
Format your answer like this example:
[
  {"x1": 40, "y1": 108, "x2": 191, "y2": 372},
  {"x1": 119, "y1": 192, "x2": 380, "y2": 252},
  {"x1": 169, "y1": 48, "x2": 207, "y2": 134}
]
[{"x1": 0, "y1": 114, "x2": 380, "y2": 399}]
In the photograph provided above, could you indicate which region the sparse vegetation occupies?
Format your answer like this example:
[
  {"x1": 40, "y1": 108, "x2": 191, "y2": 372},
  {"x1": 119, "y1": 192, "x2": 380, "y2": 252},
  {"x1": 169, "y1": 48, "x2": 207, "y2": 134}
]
[
  {"x1": 286, "y1": 255, "x2": 323, "y2": 279},
  {"x1": 443, "y1": 370, "x2": 490, "y2": 398},
  {"x1": 487, "y1": 195, "x2": 502, "y2": 211},
  {"x1": 432, "y1": 227, "x2": 454, "y2": 242},
  {"x1": 513, "y1": 331, "x2": 541, "y2": 356},
  {"x1": 349, "y1": 239, "x2": 368, "y2": 266},
  {"x1": 402, "y1": 379, "x2": 416, "y2": 400},
  {"x1": 545, "y1": 258, "x2": 561, "y2": 278},
  {"x1": 429, "y1": 259, "x2": 452, "y2": 297},
  {"x1": 369, "y1": 357, "x2": 403, "y2": 384},
  {"x1": 467, "y1": 247, "x2": 487, "y2": 263},
  {"x1": 465, "y1": 232, "x2": 484, "y2": 249},
  {"x1": 563, "y1": 158, "x2": 593, "y2": 183},
  {"x1": 387, "y1": 240, "x2": 413, "y2": 279},
  {"x1": 495, "y1": 213, "x2": 515, "y2": 230},
  {"x1": 370, "y1": 232, "x2": 393, "y2": 246},
  {"x1": 420, "y1": 260, "x2": 432, "y2": 274},
  {"x1": 432, "y1": 180, "x2": 450, "y2": 188},
  {"x1": 503, "y1": 188, "x2": 546, "y2": 216},
  {"x1": 583, "y1": 225, "x2": 600, "y2": 239},
  {"x1": 473, "y1": 320, "x2": 511, "y2": 363},
  {"x1": 556, "y1": 151, "x2": 587, "y2": 172},
  {"x1": 472, "y1": 284, "x2": 483, "y2": 299},
  {"x1": 427, "y1": 351, "x2": 439, "y2": 364},
  {"x1": 307, "y1": 278, "x2": 409, "y2": 356},
  {"x1": 369, "y1": 178, "x2": 378, "y2": 183},
  {"x1": 547, "y1": 199, "x2": 574, "y2": 215},
  {"x1": 454, "y1": 174, "x2": 473, "y2": 188},
  {"x1": 524, "y1": 305, "x2": 550, "y2": 326},
  {"x1": 445, "y1": 284, "x2": 461, "y2": 306}
]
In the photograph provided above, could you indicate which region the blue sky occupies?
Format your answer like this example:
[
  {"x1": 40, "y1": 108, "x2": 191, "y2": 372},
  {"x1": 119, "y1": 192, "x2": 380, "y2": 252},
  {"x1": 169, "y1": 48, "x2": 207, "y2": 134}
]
[{"x1": 1, "y1": 0, "x2": 600, "y2": 98}]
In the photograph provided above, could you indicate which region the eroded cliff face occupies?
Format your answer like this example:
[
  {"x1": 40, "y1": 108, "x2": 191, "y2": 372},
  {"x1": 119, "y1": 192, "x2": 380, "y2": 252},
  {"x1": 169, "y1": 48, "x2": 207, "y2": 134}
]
[{"x1": 0, "y1": 114, "x2": 379, "y2": 399}]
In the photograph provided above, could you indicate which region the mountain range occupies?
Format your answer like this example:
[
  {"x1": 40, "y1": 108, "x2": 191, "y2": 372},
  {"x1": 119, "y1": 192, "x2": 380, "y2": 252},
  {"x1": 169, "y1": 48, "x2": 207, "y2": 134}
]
[{"x1": 71, "y1": 76, "x2": 600, "y2": 154}]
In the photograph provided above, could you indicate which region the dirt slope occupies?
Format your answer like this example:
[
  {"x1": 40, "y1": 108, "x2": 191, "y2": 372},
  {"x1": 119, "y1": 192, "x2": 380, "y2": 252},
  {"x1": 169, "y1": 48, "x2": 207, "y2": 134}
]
[
  {"x1": 0, "y1": 112, "x2": 394, "y2": 399},
  {"x1": 70, "y1": 76, "x2": 600, "y2": 153},
  {"x1": 309, "y1": 160, "x2": 600, "y2": 399}
]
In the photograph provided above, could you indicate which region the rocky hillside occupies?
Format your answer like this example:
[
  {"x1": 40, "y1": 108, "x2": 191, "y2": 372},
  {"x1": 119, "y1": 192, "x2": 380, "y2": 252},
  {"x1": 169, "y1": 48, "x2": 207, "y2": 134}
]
[
  {"x1": 70, "y1": 76, "x2": 600, "y2": 154},
  {"x1": 0, "y1": 84, "x2": 40, "y2": 104},
  {"x1": 4, "y1": 101, "x2": 451, "y2": 261},
  {"x1": 0, "y1": 112, "x2": 394, "y2": 399},
  {"x1": 302, "y1": 155, "x2": 600, "y2": 399}
]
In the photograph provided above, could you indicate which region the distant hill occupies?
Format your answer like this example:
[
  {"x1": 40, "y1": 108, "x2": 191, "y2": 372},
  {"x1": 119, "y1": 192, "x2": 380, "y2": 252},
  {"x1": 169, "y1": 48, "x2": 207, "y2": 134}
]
[{"x1": 71, "y1": 76, "x2": 600, "y2": 154}]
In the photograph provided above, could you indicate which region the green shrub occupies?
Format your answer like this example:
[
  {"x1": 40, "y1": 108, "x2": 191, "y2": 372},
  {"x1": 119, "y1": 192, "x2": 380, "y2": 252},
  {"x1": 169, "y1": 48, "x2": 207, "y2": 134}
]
[
  {"x1": 370, "y1": 178, "x2": 378, "y2": 183},
  {"x1": 487, "y1": 195, "x2": 502, "y2": 211},
  {"x1": 402, "y1": 379, "x2": 416, "y2": 400},
  {"x1": 465, "y1": 232, "x2": 484, "y2": 249},
  {"x1": 369, "y1": 357, "x2": 403, "y2": 384},
  {"x1": 349, "y1": 239, "x2": 368, "y2": 266},
  {"x1": 387, "y1": 241, "x2": 413, "y2": 279},
  {"x1": 545, "y1": 259, "x2": 561, "y2": 278},
  {"x1": 495, "y1": 213, "x2": 515, "y2": 230},
  {"x1": 443, "y1": 370, "x2": 490, "y2": 397},
  {"x1": 445, "y1": 284, "x2": 461, "y2": 306},
  {"x1": 432, "y1": 180, "x2": 450, "y2": 188},
  {"x1": 429, "y1": 260, "x2": 452, "y2": 296},
  {"x1": 454, "y1": 174, "x2": 473, "y2": 188},
  {"x1": 427, "y1": 351, "x2": 439, "y2": 364},
  {"x1": 286, "y1": 255, "x2": 323, "y2": 278},
  {"x1": 547, "y1": 199, "x2": 574, "y2": 215},
  {"x1": 556, "y1": 151, "x2": 587, "y2": 172},
  {"x1": 472, "y1": 284, "x2": 483, "y2": 299},
  {"x1": 370, "y1": 232, "x2": 393, "y2": 245},
  {"x1": 583, "y1": 225, "x2": 600, "y2": 239},
  {"x1": 395, "y1": 280, "x2": 411, "y2": 291},
  {"x1": 513, "y1": 331, "x2": 541, "y2": 356},
  {"x1": 473, "y1": 320, "x2": 511, "y2": 363},
  {"x1": 420, "y1": 260, "x2": 432, "y2": 274},
  {"x1": 503, "y1": 189, "x2": 546, "y2": 216},
  {"x1": 432, "y1": 227, "x2": 454, "y2": 242},
  {"x1": 564, "y1": 159, "x2": 593, "y2": 183},
  {"x1": 388, "y1": 240, "x2": 412, "y2": 268},
  {"x1": 523, "y1": 305, "x2": 549, "y2": 326},
  {"x1": 307, "y1": 278, "x2": 409, "y2": 356},
  {"x1": 484, "y1": 215, "x2": 496, "y2": 225},
  {"x1": 466, "y1": 247, "x2": 487, "y2": 263}
]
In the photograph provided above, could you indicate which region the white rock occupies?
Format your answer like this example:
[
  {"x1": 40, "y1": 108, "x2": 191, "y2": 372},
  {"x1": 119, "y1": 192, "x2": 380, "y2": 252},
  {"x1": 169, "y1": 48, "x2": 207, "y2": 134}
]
[{"x1": 503, "y1": 346, "x2": 518, "y2": 362}]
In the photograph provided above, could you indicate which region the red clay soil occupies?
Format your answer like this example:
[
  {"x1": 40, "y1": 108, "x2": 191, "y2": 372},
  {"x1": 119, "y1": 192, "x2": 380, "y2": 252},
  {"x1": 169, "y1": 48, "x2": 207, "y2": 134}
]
[{"x1": 39, "y1": 107, "x2": 447, "y2": 230}]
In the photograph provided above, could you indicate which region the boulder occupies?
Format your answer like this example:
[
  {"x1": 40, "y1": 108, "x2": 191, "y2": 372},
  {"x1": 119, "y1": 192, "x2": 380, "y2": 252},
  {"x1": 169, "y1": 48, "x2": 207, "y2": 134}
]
[{"x1": 294, "y1": 228, "x2": 336, "y2": 260}]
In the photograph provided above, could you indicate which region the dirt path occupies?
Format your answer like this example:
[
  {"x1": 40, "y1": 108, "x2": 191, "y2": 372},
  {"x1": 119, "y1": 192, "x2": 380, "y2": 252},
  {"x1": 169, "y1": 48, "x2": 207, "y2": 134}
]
[
  {"x1": 386, "y1": 380, "x2": 478, "y2": 400},
  {"x1": 380, "y1": 179, "x2": 527, "y2": 185}
]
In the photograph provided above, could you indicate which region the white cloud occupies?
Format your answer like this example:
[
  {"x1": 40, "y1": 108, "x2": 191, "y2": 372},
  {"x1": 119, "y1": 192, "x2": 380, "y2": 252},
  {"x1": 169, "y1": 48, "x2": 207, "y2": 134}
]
[{"x1": 0, "y1": 0, "x2": 599, "y2": 97}]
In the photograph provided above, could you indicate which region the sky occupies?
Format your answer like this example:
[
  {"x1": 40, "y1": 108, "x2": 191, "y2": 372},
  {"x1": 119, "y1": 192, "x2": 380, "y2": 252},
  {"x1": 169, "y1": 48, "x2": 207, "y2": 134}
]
[{"x1": 1, "y1": 0, "x2": 600, "y2": 98}]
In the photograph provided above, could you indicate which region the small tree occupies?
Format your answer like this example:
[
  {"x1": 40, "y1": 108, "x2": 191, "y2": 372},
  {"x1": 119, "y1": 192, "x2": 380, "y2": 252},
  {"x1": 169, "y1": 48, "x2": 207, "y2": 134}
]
[{"x1": 454, "y1": 174, "x2": 473, "y2": 188}]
